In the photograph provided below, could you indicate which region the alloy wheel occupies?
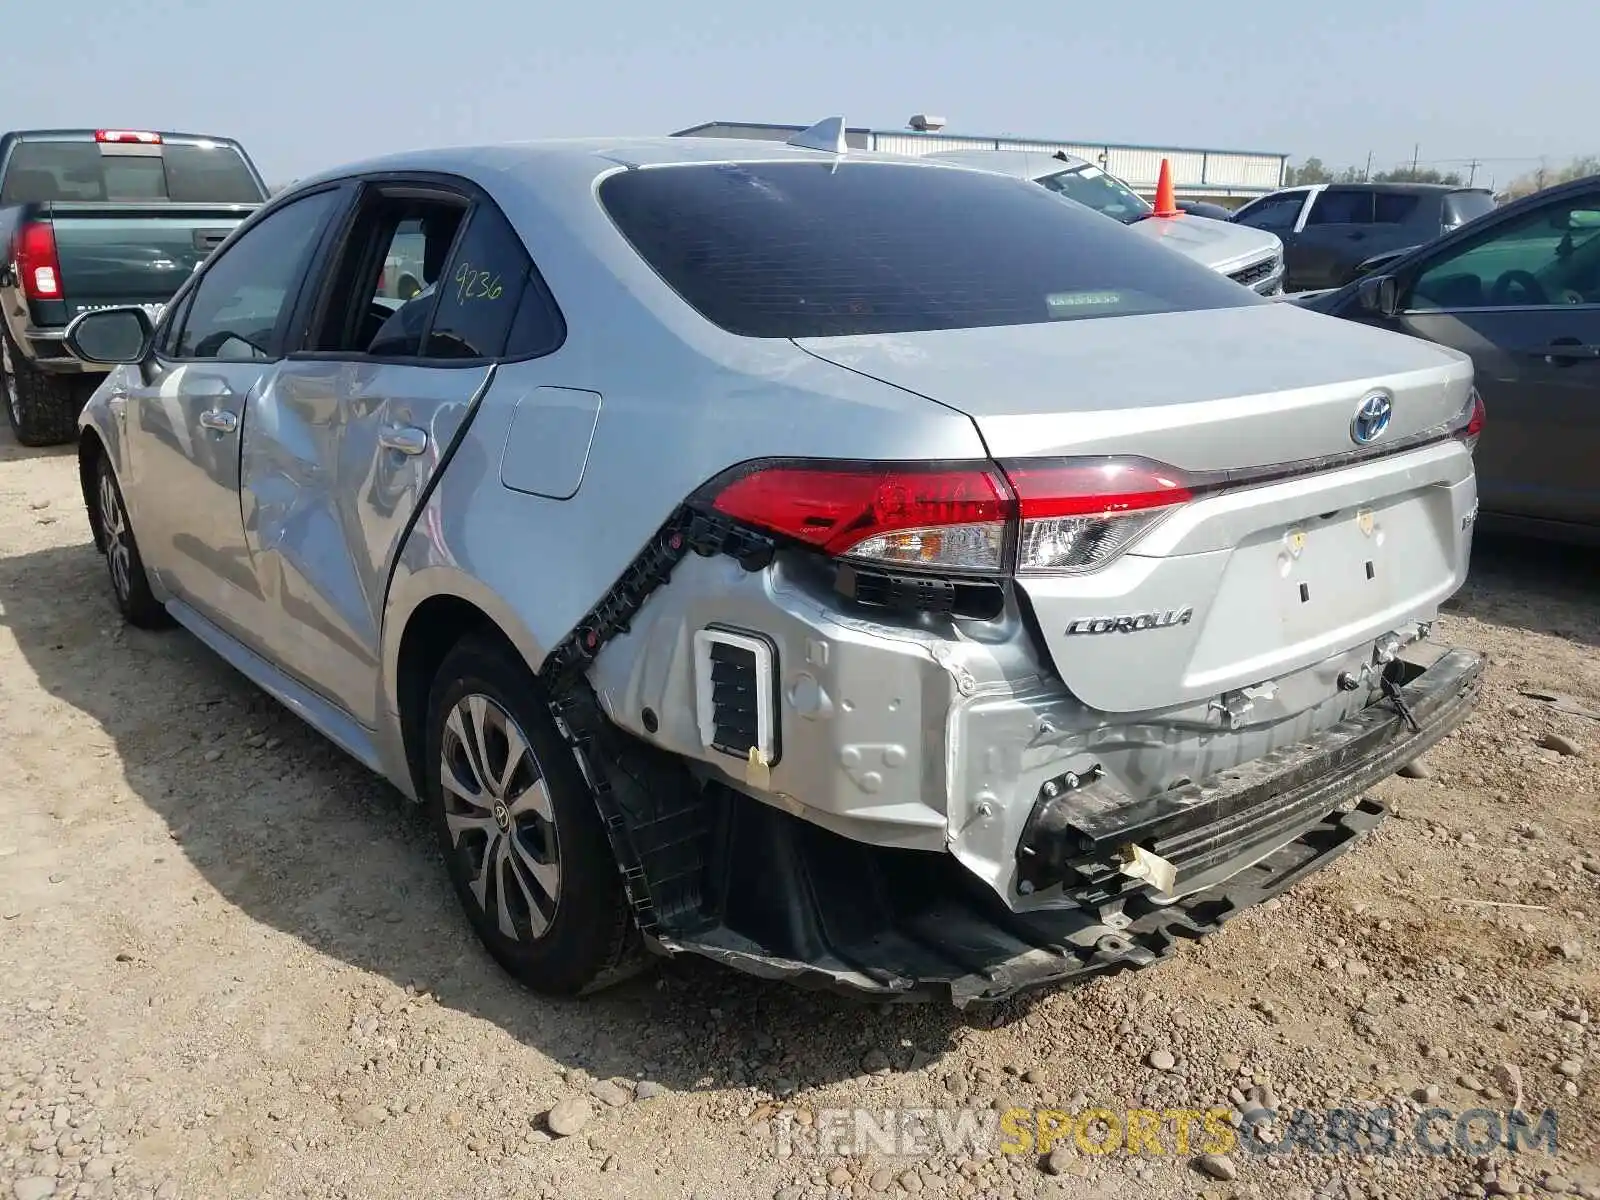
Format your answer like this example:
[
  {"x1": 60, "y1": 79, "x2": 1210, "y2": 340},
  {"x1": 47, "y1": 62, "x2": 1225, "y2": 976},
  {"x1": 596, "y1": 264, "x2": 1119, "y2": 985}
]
[
  {"x1": 99, "y1": 470, "x2": 133, "y2": 601},
  {"x1": 440, "y1": 694, "x2": 561, "y2": 941}
]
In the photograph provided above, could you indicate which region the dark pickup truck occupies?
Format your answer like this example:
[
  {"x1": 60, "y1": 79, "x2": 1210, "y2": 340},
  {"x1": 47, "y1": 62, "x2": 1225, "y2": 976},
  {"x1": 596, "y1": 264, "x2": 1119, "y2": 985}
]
[{"x1": 1, "y1": 128, "x2": 267, "y2": 445}]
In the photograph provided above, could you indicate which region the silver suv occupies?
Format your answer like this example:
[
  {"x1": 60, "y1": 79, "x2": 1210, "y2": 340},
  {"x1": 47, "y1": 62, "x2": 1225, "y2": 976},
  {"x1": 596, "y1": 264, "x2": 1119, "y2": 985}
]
[
  {"x1": 64, "y1": 125, "x2": 1484, "y2": 1005},
  {"x1": 925, "y1": 148, "x2": 1286, "y2": 296}
]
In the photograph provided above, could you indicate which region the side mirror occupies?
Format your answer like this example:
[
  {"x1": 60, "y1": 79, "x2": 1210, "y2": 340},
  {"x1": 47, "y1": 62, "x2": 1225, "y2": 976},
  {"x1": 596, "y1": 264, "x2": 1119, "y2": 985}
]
[
  {"x1": 63, "y1": 307, "x2": 154, "y2": 365},
  {"x1": 1553, "y1": 209, "x2": 1600, "y2": 231},
  {"x1": 1355, "y1": 273, "x2": 1400, "y2": 318}
]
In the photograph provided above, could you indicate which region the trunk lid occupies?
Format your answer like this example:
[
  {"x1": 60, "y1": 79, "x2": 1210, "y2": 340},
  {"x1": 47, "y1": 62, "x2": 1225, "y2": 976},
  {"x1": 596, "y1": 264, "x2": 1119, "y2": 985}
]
[{"x1": 798, "y1": 303, "x2": 1479, "y2": 714}]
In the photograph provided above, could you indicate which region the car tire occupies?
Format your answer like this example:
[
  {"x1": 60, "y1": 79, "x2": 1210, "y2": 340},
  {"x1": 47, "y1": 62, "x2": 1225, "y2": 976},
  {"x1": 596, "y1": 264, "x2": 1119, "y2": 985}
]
[
  {"x1": 93, "y1": 457, "x2": 172, "y2": 630},
  {"x1": 2, "y1": 327, "x2": 91, "y2": 448},
  {"x1": 425, "y1": 634, "x2": 643, "y2": 996}
]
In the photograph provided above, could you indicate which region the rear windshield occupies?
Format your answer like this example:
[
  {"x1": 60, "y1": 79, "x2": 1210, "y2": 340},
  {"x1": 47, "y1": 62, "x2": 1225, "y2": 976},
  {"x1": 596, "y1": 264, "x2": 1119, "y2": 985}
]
[
  {"x1": 1444, "y1": 191, "x2": 1495, "y2": 226},
  {"x1": 599, "y1": 161, "x2": 1260, "y2": 338},
  {"x1": 0, "y1": 140, "x2": 264, "y2": 205}
]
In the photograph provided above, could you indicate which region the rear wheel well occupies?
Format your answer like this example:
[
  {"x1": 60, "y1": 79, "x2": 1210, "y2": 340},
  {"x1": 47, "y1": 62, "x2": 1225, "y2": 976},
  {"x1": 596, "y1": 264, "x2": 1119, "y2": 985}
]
[
  {"x1": 78, "y1": 431, "x2": 107, "y2": 553},
  {"x1": 395, "y1": 595, "x2": 523, "y2": 799}
]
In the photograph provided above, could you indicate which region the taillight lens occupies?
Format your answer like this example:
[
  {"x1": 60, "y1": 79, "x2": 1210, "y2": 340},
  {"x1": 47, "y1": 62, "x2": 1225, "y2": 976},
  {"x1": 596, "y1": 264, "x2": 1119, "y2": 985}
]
[
  {"x1": 706, "y1": 462, "x2": 1012, "y2": 571},
  {"x1": 14, "y1": 221, "x2": 62, "y2": 300},
  {"x1": 1454, "y1": 387, "x2": 1486, "y2": 450},
  {"x1": 698, "y1": 455, "x2": 1192, "y2": 576},
  {"x1": 1002, "y1": 457, "x2": 1192, "y2": 574}
]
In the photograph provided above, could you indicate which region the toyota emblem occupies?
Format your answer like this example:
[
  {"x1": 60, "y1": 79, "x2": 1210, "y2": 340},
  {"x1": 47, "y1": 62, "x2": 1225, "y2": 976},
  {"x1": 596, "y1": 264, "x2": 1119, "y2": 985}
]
[{"x1": 1351, "y1": 391, "x2": 1393, "y2": 446}]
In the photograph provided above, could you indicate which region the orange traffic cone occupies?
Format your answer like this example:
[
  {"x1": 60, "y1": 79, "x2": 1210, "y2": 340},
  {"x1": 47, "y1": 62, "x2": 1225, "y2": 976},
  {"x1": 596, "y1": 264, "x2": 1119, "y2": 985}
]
[{"x1": 1151, "y1": 158, "x2": 1180, "y2": 217}]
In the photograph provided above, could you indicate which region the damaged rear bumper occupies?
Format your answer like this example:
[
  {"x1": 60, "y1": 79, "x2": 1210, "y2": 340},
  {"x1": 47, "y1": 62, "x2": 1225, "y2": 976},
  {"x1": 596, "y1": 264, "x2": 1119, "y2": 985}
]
[{"x1": 644, "y1": 644, "x2": 1483, "y2": 1006}]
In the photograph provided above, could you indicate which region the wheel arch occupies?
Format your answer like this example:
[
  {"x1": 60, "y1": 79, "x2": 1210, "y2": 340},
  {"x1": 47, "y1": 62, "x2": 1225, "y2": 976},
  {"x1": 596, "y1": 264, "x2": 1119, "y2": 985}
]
[
  {"x1": 384, "y1": 571, "x2": 549, "y2": 803},
  {"x1": 77, "y1": 428, "x2": 109, "y2": 553}
]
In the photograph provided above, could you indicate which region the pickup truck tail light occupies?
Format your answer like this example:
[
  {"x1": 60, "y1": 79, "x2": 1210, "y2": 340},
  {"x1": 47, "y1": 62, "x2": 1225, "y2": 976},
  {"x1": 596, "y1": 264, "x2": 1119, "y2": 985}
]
[
  {"x1": 13, "y1": 221, "x2": 63, "y2": 301},
  {"x1": 696, "y1": 455, "x2": 1193, "y2": 576}
]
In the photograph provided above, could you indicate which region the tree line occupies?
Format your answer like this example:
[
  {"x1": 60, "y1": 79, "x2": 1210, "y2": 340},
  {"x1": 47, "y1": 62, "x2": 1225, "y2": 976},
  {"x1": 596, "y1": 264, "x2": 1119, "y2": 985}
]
[{"x1": 1284, "y1": 155, "x2": 1599, "y2": 201}]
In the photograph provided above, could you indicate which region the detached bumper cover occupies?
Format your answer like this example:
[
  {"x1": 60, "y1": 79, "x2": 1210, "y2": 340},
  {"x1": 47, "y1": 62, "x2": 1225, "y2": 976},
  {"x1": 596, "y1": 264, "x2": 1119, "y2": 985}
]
[{"x1": 644, "y1": 645, "x2": 1483, "y2": 1006}]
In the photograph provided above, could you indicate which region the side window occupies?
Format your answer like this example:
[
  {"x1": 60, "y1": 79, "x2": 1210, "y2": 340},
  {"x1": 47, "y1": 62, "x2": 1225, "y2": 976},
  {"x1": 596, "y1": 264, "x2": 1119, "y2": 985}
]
[
  {"x1": 1234, "y1": 193, "x2": 1302, "y2": 232},
  {"x1": 1373, "y1": 193, "x2": 1421, "y2": 224},
  {"x1": 307, "y1": 192, "x2": 468, "y2": 358},
  {"x1": 1410, "y1": 193, "x2": 1600, "y2": 311},
  {"x1": 174, "y1": 189, "x2": 339, "y2": 361},
  {"x1": 425, "y1": 203, "x2": 559, "y2": 360},
  {"x1": 1306, "y1": 189, "x2": 1374, "y2": 226}
]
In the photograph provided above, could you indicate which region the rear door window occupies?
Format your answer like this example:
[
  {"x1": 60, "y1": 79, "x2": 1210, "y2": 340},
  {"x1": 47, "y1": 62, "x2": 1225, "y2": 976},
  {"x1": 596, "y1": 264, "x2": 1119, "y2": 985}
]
[
  {"x1": 1372, "y1": 193, "x2": 1422, "y2": 224},
  {"x1": 599, "y1": 161, "x2": 1259, "y2": 338},
  {"x1": 1443, "y1": 192, "x2": 1496, "y2": 227},
  {"x1": 0, "y1": 139, "x2": 264, "y2": 204},
  {"x1": 1307, "y1": 189, "x2": 1375, "y2": 225}
]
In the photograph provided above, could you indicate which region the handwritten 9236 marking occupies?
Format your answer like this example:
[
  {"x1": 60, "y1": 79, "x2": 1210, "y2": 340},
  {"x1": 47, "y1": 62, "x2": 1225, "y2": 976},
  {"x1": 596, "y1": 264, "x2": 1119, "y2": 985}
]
[{"x1": 454, "y1": 261, "x2": 504, "y2": 303}]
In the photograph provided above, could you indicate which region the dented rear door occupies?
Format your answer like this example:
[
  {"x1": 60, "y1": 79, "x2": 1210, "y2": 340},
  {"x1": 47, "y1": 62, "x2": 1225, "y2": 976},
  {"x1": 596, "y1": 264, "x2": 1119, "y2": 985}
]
[{"x1": 240, "y1": 360, "x2": 492, "y2": 722}]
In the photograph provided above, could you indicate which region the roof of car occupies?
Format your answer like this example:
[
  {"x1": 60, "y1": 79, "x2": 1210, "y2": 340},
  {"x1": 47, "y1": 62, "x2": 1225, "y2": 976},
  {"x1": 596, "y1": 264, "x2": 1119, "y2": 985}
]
[
  {"x1": 1312, "y1": 181, "x2": 1492, "y2": 195},
  {"x1": 291, "y1": 136, "x2": 954, "y2": 192}
]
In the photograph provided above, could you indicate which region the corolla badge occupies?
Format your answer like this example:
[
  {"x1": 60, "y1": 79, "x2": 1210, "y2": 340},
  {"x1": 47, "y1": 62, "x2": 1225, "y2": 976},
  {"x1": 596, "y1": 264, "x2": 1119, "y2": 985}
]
[{"x1": 1350, "y1": 391, "x2": 1393, "y2": 445}]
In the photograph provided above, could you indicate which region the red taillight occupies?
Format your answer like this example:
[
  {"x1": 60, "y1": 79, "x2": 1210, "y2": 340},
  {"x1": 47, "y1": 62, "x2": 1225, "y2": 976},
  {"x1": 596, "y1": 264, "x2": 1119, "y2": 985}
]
[
  {"x1": 14, "y1": 221, "x2": 63, "y2": 300},
  {"x1": 698, "y1": 455, "x2": 1192, "y2": 575},
  {"x1": 1464, "y1": 390, "x2": 1486, "y2": 438},
  {"x1": 95, "y1": 129, "x2": 161, "y2": 144},
  {"x1": 1001, "y1": 458, "x2": 1193, "y2": 518},
  {"x1": 708, "y1": 462, "x2": 1012, "y2": 571}
]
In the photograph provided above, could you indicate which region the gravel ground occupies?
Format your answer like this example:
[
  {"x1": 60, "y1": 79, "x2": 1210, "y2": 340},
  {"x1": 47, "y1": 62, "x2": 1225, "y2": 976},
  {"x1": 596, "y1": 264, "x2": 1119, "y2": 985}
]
[{"x1": 2, "y1": 424, "x2": 1598, "y2": 1200}]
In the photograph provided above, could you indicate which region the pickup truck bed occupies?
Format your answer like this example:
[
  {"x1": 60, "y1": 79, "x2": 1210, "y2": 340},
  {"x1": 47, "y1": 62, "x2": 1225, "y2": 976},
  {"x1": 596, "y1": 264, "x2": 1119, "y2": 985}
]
[{"x1": 1, "y1": 129, "x2": 266, "y2": 446}]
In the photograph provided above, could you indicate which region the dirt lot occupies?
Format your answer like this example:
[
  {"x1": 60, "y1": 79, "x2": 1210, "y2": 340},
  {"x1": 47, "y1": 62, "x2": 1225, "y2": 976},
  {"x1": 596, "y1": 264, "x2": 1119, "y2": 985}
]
[{"x1": 2, "y1": 423, "x2": 1598, "y2": 1200}]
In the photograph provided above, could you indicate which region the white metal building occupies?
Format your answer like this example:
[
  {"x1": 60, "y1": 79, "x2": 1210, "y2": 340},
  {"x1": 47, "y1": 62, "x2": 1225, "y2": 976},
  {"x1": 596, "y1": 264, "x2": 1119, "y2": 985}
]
[{"x1": 672, "y1": 119, "x2": 1288, "y2": 200}]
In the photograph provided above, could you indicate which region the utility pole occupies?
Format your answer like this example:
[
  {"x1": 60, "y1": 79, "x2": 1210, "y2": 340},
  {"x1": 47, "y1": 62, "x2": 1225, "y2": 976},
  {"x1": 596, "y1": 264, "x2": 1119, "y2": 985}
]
[
  {"x1": 1411, "y1": 143, "x2": 1420, "y2": 177},
  {"x1": 1363, "y1": 150, "x2": 1373, "y2": 182},
  {"x1": 1466, "y1": 158, "x2": 1481, "y2": 186}
]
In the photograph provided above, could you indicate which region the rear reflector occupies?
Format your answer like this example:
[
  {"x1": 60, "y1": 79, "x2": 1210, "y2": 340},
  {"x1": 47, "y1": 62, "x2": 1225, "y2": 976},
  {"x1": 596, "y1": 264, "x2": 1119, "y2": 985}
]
[
  {"x1": 95, "y1": 129, "x2": 162, "y2": 144},
  {"x1": 698, "y1": 456, "x2": 1193, "y2": 576},
  {"x1": 14, "y1": 221, "x2": 63, "y2": 300}
]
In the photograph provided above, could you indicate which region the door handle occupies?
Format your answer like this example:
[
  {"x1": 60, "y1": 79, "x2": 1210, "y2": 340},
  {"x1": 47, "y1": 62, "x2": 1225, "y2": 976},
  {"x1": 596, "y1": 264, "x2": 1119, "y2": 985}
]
[
  {"x1": 378, "y1": 425, "x2": 428, "y2": 455},
  {"x1": 1526, "y1": 340, "x2": 1600, "y2": 365},
  {"x1": 198, "y1": 407, "x2": 238, "y2": 433}
]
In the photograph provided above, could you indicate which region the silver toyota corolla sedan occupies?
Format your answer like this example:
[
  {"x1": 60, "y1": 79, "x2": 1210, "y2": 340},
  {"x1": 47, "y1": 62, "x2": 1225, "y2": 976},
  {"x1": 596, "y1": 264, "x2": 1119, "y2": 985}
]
[{"x1": 63, "y1": 121, "x2": 1485, "y2": 1006}]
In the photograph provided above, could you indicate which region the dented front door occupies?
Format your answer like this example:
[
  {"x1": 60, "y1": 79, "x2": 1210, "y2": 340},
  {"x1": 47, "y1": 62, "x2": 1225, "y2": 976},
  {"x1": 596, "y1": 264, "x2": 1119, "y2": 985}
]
[{"x1": 238, "y1": 358, "x2": 492, "y2": 723}]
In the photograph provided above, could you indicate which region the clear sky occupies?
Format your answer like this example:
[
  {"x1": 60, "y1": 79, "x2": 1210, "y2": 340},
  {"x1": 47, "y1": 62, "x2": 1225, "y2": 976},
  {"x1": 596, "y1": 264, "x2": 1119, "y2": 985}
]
[{"x1": 6, "y1": 0, "x2": 1594, "y2": 190}]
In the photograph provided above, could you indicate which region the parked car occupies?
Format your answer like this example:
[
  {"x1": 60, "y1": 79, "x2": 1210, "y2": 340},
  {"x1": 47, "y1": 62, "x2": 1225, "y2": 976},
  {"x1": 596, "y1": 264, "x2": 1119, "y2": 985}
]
[
  {"x1": 0, "y1": 128, "x2": 267, "y2": 446},
  {"x1": 64, "y1": 120, "x2": 1484, "y2": 1005},
  {"x1": 1231, "y1": 183, "x2": 1496, "y2": 293},
  {"x1": 924, "y1": 149, "x2": 1286, "y2": 295},
  {"x1": 1295, "y1": 174, "x2": 1600, "y2": 544}
]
